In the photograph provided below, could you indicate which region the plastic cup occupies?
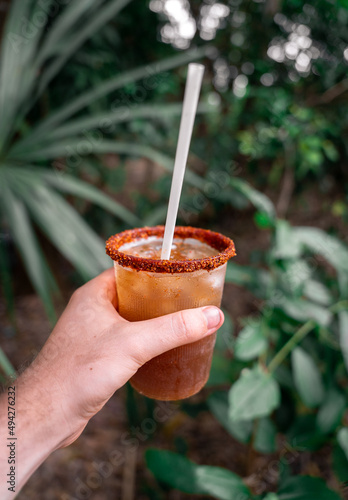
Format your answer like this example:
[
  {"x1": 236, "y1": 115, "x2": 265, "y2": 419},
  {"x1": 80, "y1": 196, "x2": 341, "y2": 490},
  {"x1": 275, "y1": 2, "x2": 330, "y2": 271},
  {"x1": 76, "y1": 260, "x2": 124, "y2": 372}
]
[{"x1": 106, "y1": 226, "x2": 236, "y2": 401}]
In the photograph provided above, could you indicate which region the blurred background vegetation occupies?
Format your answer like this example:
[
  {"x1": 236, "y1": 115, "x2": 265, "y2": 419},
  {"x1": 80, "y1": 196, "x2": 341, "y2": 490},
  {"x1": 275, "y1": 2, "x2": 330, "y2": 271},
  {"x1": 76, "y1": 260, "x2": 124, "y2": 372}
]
[{"x1": 0, "y1": 0, "x2": 348, "y2": 499}]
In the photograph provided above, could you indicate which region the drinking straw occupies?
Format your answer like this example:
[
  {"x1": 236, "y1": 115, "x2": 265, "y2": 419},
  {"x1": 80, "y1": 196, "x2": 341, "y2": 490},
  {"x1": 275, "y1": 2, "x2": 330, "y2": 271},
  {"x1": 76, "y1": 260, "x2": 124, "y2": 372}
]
[{"x1": 160, "y1": 63, "x2": 205, "y2": 260}]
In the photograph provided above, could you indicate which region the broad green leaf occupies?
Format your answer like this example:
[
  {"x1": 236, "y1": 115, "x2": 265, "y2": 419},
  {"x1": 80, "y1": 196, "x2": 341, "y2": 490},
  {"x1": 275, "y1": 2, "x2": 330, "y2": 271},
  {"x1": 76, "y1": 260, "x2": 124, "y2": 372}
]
[
  {"x1": 332, "y1": 442, "x2": 348, "y2": 483},
  {"x1": 146, "y1": 449, "x2": 251, "y2": 500},
  {"x1": 264, "y1": 495, "x2": 279, "y2": 500},
  {"x1": 279, "y1": 297, "x2": 332, "y2": 327},
  {"x1": 279, "y1": 476, "x2": 342, "y2": 500},
  {"x1": 230, "y1": 178, "x2": 275, "y2": 219},
  {"x1": 303, "y1": 279, "x2": 333, "y2": 306},
  {"x1": 207, "y1": 392, "x2": 253, "y2": 443},
  {"x1": 292, "y1": 347, "x2": 324, "y2": 408},
  {"x1": 293, "y1": 227, "x2": 348, "y2": 273},
  {"x1": 337, "y1": 427, "x2": 348, "y2": 461},
  {"x1": 235, "y1": 320, "x2": 267, "y2": 361},
  {"x1": 254, "y1": 418, "x2": 277, "y2": 454},
  {"x1": 229, "y1": 365, "x2": 280, "y2": 421},
  {"x1": 316, "y1": 388, "x2": 345, "y2": 434},
  {"x1": 339, "y1": 311, "x2": 348, "y2": 373},
  {"x1": 280, "y1": 260, "x2": 312, "y2": 296},
  {"x1": 273, "y1": 219, "x2": 302, "y2": 260},
  {"x1": 287, "y1": 415, "x2": 326, "y2": 451},
  {"x1": 0, "y1": 179, "x2": 57, "y2": 323}
]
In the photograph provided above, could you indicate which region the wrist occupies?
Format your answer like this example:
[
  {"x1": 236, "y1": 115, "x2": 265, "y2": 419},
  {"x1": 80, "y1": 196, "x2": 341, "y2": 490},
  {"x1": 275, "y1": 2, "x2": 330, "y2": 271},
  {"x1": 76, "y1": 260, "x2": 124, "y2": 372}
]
[{"x1": 0, "y1": 358, "x2": 85, "y2": 496}]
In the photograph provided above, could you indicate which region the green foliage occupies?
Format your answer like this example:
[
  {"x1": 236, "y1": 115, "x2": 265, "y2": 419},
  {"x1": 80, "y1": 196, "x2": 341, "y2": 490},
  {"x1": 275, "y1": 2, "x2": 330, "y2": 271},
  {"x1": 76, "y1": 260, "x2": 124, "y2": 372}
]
[
  {"x1": 278, "y1": 476, "x2": 342, "y2": 500},
  {"x1": 229, "y1": 365, "x2": 280, "y2": 421},
  {"x1": 0, "y1": 0, "x2": 210, "y2": 322},
  {"x1": 146, "y1": 449, "x2": 251, "y2": 500},
  {"x1": 148, "y1": 199, "x2": 348, "y2": 497},
  {"x1": 234, "y1": 319, "x2": 268, "y2": 361},
  {"x1": 291, "y1": 347, "x2": 324, "y2": 408}
]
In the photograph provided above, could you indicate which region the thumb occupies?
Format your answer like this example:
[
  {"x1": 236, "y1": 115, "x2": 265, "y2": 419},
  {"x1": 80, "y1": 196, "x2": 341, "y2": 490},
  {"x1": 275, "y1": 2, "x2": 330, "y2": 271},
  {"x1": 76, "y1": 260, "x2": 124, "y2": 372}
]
[{"x1": 121, "y1": 306, "x2": 224, "y2": 366}]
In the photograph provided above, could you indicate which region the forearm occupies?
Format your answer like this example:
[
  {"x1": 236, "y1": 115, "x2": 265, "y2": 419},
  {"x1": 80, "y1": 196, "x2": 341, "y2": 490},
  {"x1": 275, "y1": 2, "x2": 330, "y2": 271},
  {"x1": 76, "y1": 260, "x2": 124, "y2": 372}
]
[{"x1": 0, "y1": 362, "x2": 75, "y2": 497}]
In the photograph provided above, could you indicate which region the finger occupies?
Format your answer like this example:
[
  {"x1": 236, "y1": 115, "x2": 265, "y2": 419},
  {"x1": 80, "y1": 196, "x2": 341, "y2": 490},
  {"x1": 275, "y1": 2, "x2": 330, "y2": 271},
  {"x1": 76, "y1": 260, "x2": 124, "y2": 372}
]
[
  {"x1": 80, "y1": 267, "x2": 118, "y2": 309},
  {"x1": 119, "y1": 306, "x2": 224, "y2": 366}
]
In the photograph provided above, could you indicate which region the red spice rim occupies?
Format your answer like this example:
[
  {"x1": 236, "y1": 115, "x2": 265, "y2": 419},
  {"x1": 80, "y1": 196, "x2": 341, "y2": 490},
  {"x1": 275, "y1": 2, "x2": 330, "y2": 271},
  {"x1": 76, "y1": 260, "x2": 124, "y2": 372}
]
[{"x1": 105, "y1": 226, "x2": 236, "y2": 273}]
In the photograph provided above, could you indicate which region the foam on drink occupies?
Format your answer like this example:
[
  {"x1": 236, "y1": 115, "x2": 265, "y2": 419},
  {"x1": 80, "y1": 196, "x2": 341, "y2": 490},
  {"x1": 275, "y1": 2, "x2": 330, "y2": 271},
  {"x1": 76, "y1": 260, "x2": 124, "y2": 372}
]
[{"x1": 120, "y1": 237, "x2": 218, "y2": 260}]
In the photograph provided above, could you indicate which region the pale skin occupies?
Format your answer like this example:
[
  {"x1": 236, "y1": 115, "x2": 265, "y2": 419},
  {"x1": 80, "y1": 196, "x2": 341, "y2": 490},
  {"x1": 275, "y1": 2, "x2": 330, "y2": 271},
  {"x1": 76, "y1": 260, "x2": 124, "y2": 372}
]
[{"x1": 0, "y1": 268, "x2": 224, "y2": 497}]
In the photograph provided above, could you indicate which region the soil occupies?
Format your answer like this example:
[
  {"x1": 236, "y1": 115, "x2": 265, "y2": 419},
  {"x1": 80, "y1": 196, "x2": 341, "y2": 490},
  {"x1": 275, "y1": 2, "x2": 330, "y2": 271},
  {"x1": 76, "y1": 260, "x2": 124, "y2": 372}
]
[{"x1": 0, "y1": 178, "x2": 347, "y2": 500}]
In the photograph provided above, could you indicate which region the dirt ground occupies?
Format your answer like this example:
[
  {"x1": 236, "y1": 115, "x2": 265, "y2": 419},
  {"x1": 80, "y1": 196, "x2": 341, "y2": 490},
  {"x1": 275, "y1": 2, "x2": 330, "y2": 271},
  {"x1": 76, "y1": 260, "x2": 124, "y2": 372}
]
[{"x1": 1, "y1": 179, "x2": 347, "y2": 499}]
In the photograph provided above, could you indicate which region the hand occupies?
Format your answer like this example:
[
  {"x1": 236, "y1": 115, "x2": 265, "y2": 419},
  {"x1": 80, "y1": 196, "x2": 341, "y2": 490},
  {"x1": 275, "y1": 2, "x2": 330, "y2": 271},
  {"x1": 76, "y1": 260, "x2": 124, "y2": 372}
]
[{"x1": 0, "y1": 268, "x2": 224, "y2": 496}]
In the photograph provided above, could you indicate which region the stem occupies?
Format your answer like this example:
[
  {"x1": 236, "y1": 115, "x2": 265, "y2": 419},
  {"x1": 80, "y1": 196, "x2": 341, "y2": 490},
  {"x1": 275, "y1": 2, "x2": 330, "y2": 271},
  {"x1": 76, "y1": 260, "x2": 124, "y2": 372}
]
[
  {"x1": 267, "y1": 320, "x2": 316, "y2": 373},
  {"x1": 267, "y1": 300, "x2": 348, "y2": 374},
  {"x1": 330, "y1": 300, "x2": 348, "y2": 314}
]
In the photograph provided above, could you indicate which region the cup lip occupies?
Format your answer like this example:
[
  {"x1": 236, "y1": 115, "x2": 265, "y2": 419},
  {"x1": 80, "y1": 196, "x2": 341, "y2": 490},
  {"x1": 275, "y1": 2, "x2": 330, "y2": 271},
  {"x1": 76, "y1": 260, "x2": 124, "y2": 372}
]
[{"x1": 105, "y1": 225, "x2": 236, "y2": 273}]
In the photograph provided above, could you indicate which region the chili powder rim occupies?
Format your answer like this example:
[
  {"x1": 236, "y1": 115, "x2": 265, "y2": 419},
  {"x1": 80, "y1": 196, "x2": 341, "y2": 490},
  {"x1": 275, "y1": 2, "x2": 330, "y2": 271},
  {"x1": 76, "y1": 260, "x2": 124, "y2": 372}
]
[{"x1": 105, "y1": 226, "x2": 236, "y2": 273}]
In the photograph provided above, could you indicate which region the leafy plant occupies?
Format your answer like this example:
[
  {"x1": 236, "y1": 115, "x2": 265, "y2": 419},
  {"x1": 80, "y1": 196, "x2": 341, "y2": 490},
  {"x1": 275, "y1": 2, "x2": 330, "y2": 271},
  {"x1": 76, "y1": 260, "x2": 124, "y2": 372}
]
[
  {"x1": 146, "y1": 194, "x2": 348, "y2": 498},
  {"x1": 0, "y1": 0, "x2": 212, "y2": 324}
]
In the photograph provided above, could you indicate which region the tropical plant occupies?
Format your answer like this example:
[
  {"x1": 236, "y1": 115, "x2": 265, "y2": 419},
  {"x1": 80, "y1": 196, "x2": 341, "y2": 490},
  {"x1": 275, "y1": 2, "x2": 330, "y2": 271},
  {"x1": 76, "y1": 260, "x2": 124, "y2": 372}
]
[
  {"x1": 145, "y1": 203, "x2": 348, "y2": 499},
  {"x1": 0, "y1": 0, "x2": 213, "y2": 325}
]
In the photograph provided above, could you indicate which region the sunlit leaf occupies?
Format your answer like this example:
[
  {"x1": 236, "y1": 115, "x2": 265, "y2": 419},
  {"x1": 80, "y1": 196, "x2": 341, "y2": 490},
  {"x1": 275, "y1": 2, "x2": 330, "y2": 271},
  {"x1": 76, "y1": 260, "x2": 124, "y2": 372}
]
[
  {"x1": 337, "y1": 427, "x2": 348, "y2": 461},
  {"x1": 230, "y1": 177, "x2": 275, "y2": 219},
  {"x1": 234, "y1": 319, "x2": 268, "y2": 361},
  {"x1": 229, "y1": 365, "x2": 280, "y2": 421},
  {"x1": 292, "y1": 347, "x2": 324, "y2": 408}
]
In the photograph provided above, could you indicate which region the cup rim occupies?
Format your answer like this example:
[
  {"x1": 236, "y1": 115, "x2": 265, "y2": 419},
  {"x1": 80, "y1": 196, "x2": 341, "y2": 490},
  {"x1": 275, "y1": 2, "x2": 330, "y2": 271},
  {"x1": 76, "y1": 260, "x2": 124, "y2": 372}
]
[{"x1": 105, "y1": 225, "x2": 236, "y2": 273}]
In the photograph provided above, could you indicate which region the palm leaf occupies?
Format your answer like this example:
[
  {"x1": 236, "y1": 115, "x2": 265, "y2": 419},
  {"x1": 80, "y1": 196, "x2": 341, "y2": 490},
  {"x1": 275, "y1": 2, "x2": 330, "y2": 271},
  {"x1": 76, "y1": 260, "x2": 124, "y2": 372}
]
[
  {"x1": 11, "y1": 177, "x2": 109, "y2": 279},
  {"x1": 0, "y1": 0, "x2": 33, "y2": 148},
  {"x1": 35, "y1": 0, "x2": 100, "y2": 66},
  {"x1": 14, "y1": 1, "x2": 63, "y2": 120},
  {"x1": 36, "y1": 0, "x2": 133, "y2": 97},
  {"x1": 0, "y1": 175, "x2": 57, "y2": 323},
  {"x1": 13, "y1": 102, "x2": 214, "y2": 151},
  {"x1": 18, "y1": 45, "x2": 211, "y2": 143},
  {"x1": 10, "y1": 166, "x2": 140, "y2": 227},
  {"x1": 9, "y1": 139, "x2": 206, "y2": 190}
]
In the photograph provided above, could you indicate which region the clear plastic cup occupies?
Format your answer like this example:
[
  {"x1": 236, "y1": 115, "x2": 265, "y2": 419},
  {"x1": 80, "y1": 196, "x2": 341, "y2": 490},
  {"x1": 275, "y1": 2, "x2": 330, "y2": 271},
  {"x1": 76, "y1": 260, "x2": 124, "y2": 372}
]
[{"x1": 106, "y1": 226, "x2": 236, "y2": 400}]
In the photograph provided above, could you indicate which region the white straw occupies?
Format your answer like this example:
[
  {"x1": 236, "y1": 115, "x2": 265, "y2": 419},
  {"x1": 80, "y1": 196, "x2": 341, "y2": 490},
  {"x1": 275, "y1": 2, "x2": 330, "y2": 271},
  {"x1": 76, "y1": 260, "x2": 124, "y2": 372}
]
[{"x1": 160, "y1": 63, "x2": 205, "y2": 260}]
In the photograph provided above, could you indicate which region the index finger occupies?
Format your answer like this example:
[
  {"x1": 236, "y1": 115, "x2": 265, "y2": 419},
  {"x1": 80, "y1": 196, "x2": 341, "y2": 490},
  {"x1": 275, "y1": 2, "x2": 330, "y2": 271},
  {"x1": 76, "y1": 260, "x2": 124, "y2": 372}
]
[{"x1": 84, "y1": 267, "x2": 118, "y2": 309}]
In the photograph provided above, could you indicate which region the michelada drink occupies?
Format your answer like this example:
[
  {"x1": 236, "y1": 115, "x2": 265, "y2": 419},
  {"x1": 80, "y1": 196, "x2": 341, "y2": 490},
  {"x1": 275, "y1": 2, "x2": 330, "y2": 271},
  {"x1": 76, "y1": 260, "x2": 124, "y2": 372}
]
[{"x1": 106, "y1": 225, "x2": 236, "y2": 400}]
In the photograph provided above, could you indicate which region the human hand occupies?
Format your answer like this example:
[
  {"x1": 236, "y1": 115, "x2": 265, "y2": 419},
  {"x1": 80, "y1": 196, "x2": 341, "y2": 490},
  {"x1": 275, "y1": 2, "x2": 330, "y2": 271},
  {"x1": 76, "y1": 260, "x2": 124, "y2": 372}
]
[
  {"x1": 39, "y1": 267, "x2": 224, "y2": 445},
  {"x1": 1, "y1": 268, "x2": 223, "y2": 495}
]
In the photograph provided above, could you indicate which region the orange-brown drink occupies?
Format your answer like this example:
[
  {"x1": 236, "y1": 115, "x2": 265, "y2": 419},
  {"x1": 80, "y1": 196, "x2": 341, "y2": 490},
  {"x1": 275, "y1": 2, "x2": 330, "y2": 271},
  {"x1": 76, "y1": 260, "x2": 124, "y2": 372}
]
[{"x1": 106, "y1": 226, "x2": 236, "y2": 401}]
